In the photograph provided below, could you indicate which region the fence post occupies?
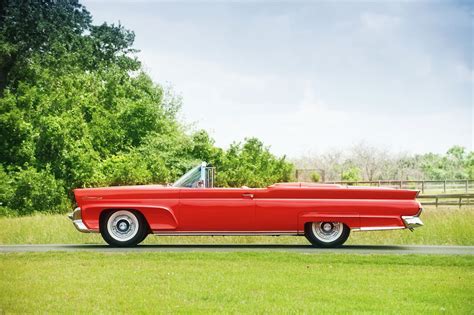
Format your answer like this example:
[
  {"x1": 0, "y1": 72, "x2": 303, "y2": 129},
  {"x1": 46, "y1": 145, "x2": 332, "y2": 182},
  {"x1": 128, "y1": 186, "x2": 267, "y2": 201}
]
[
  {"x1": 436, "y1": 197, "x2": 439, "y2": 208},
  {"x1": 466, "y1": 180, "x2": 469, "y2": 193},
  {"x1": 421, "y1": 181, "x2": 425, "y2": 194},
  {"x1": 399, "y1": 180, "x2": 402, "y2": 189},
  {"x1": 459, "y1": 197, "x2": 462, "y2": 208},
  {"x1": 443, "y1": 180, "x2": 446, "y2": 193},
  {"x1": 295, "y1": 169, "x2": 299, "y2": 181}
]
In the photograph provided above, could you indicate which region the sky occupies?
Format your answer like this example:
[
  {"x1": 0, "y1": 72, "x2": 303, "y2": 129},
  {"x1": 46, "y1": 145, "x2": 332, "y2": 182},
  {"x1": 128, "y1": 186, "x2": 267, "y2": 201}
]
[{"x1": 83, "y1": 0, "x2": 473, "y2": 157}]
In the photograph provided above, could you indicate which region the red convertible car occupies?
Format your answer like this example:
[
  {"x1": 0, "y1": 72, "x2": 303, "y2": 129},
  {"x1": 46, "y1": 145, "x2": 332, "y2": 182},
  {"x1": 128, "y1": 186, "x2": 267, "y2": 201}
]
[{"x1": 69, "y1": 162, "x2": 423, "y2": 247}]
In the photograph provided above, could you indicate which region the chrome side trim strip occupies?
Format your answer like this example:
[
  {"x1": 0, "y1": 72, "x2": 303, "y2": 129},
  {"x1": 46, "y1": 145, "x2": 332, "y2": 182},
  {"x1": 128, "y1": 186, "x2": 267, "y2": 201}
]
[
  {"x1": 352, "y1": 226, "x2": 405, "y2": 232},
  {"x1": 152, "y1": 231, "x2": 299, "y2": 236}
]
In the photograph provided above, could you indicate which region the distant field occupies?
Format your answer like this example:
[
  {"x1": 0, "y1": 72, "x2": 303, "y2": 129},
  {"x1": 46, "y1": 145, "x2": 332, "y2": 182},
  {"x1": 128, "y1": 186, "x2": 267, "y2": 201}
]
[
  {"x1": 0, "y1": 206, "x2": 472, "y2": 246},
  {"x1": 0, "y1": 252, "x2": 472, "y2": 313}
]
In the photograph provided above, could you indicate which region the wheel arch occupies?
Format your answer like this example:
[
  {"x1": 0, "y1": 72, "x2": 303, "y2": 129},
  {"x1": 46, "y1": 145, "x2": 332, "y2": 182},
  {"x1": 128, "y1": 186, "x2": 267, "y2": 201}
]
[
  {"x1": 298, "y1": 212, "x2": 360, "y2": 233},
  {"x1": 99, "y1": 208, "x2": 151, "y2": 233}
]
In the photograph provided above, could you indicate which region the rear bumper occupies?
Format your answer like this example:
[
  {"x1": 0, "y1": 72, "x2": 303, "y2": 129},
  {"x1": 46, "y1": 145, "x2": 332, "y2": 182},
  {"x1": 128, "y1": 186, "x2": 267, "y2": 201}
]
[
  {"x1": 402, "y1": 209, "x2": 424, "y2": 230},
  {"x1": 68, "y1": 207, "x2": 92, "y2": 233}
]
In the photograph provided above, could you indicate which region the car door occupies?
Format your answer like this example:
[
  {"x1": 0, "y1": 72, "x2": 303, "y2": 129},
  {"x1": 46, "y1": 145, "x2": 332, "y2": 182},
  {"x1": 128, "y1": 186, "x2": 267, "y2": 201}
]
[
  {"x1": 177, "y1": 188, "x2": 255, "y2": 232},
  {"x1": 253, "y1": 188, "x2": 299, "y2": 232}
]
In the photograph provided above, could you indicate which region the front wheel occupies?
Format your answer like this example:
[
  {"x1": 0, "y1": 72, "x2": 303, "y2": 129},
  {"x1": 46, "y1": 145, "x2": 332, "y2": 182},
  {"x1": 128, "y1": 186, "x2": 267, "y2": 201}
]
[
  {"x1": 100, "y1": 210, "x2": 148, "y2": 247},
  {"x1": 304, "y1": 222, "x2": 350, "y2": 248}
]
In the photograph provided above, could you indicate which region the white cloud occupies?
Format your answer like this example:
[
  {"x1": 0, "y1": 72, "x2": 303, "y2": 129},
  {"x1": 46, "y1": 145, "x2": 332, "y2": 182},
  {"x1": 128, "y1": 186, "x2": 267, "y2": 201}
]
[
  {"x1": 85, "y1": 0, "x2": 473, "y2": 156},
  {"x1": 360, "y1": 12, "x2": 401, "y2": 31}
]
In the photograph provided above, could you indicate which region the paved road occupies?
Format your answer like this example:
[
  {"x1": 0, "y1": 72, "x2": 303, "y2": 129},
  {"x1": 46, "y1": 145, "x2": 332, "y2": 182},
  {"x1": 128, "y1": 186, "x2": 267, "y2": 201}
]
[{"x1": 0, "y1": 244, "x2": 473, "y2": 255}]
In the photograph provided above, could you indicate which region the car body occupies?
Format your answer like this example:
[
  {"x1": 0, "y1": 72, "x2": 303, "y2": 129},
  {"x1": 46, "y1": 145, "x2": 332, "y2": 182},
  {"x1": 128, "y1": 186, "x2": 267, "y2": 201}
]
[{"x1": 69, "y1": 162, "x2": 423, "y2": 247}]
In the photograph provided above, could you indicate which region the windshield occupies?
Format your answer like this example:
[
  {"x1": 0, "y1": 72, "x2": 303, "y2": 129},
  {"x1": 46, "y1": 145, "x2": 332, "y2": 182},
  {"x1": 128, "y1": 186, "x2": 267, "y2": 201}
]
[{"x1": 172, "y1": 165, "x2": 203, "y2": 188}]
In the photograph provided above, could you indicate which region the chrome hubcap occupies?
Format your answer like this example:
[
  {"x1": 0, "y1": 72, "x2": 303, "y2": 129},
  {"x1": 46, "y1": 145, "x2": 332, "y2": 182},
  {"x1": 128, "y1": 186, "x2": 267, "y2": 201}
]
[
  {"x1": 312, "y1": 222, "x2": 343, "y2": 243},
  {"x1": 323, "y1": 223, "x2": 332, "y2": 232},
  {"x1": 117, "y1": 220, "x2": 129, "y2": 232}
]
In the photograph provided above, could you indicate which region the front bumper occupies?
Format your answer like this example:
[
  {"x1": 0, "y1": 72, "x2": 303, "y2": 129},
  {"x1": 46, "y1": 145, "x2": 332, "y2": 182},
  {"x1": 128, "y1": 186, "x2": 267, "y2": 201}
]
[
  {"x1": 68, "y1": 207, "x2": 91, "y2": 233},
  {"x1": 402, "y1": 209, "x2": 424, "y2": 230}
]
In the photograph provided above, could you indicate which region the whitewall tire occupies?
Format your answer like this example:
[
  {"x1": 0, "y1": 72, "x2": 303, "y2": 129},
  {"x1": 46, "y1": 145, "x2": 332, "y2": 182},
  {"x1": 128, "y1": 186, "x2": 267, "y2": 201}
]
[
  {"x1": 304, "y1": 221, "x2": 350, "y2": 248},
  {"x1": 100, "y1": 210, "x2": 148, "y2": 247}
]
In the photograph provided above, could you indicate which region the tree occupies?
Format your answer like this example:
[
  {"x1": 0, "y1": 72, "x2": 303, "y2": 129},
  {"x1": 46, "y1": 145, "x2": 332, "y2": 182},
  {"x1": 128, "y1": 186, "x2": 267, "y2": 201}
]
[
  {"x1": 446, "y1": 146, "x2": 468, "y2": 179},
  {"x1": 0, "y1": 0, "x2": 91, "y2": 93},
  {"x1": 350, "y1": 142, "x2": 389, "y2": 181},
  {"x1": 0, "y1": 1, "x2": 293, "y2": 215},
  {"x1": 217, "y1": 138, "x2": 293, "y2": 187},
  {"x1": 418, "y1": 146, "x2": 469, "y2": 180},
  {"x1": 293, "y1": 145, "x2": 473, "y2": 182},
  {"x1": 466, "y1": 152, "x2": 474, "y2": 180},
  {"x1": 292, "y1": 150, "x2": 343, "y2": 181}
]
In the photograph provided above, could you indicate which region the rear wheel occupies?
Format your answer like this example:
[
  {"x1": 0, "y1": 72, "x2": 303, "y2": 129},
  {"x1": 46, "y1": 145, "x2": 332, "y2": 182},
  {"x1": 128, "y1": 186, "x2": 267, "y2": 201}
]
[
  {"x1": 100, "y1": 210, "x2": 148, "y2": 247},
  {"x1": 304, "y1": 222, "x2": 350, "y2": 248}
]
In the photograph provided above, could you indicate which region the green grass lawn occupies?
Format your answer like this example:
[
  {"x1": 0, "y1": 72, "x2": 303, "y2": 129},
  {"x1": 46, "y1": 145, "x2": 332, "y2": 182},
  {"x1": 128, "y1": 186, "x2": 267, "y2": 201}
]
[
  {"x1": 0, "y1": 206, "x2": 472, "y2": 246},
  {"x1": 1, "y1": 208, "x2": 473, "y2": 313},
  {"x1": 0, "y1": 252, "x2": 472, "y2": 314}
]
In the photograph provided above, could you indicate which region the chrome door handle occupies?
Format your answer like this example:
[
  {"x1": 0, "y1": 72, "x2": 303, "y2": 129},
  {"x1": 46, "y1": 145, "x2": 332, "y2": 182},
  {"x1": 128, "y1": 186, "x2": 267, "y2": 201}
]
[{"x1": 242, "y1": 193, "x2": 254, "y2": 198}]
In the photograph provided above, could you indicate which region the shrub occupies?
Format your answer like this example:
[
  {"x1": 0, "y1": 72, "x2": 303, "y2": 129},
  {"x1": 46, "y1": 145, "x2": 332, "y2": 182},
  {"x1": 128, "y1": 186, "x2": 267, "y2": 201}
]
[
  {"x1": 341, "y1": 167, "x2": 361, "y2": 182},
  {"x1": 310, "y1": 171, "x2": 321, "y2": 182},
  {"x1": 0, "y1": 165, "x2": 14, "y2": 216},
  {"x1": 8, "y1": 167, "x2": 69, "y2": 215}
]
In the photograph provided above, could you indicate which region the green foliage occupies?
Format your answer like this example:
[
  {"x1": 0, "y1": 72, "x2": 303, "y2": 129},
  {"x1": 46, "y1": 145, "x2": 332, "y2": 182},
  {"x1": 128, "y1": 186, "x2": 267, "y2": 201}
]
[
  {"x1": 341, "y1": 166, "x2": 361, "y2": 182},
  {"x1": 419, "y1": 146, "x2": 471, "y2": 180},
  {"x1": 0, "y1": 1, "x2": 293, "y2": 215},
  {"x1": 217, "y1": 138, "x2": 293, "y2": 187},
  {"x1": 0, "y1": 165, "x2": 14, "y2": 216},
  {"x1": 7, "y1": 167, "x2": 69, "y2": 215},
  {"x1": 0, "y1": 92, "x2": 35, "y2": 166},
  {"x1": 310, "y1": 171, "x2": 321, "y2": 182},
  {"x1": 466, "y1": 152, "x2": 474, "y2": 180},
  {"x1": 100, "y1": 152, "x2": 152, "y2": 186}
]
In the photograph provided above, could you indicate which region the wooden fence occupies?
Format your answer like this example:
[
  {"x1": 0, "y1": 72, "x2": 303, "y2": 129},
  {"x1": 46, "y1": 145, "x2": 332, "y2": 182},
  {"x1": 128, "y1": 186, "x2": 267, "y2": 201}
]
[
  {"x1": 417, "y1": 193, "x2": 474, "y2": 207},
  {"x1": 321, "y1": 180, "x2": 473, "y2": 194},
  {"x1": 294, "y1": 169, "x2": 473, "y2": 194}
]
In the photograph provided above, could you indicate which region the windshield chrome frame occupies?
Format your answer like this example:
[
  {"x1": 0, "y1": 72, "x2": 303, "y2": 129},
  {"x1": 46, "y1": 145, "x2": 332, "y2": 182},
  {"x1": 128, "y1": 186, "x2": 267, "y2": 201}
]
[{"x1": 172, "y1": 162, "x2": 207, "y2": 188}]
